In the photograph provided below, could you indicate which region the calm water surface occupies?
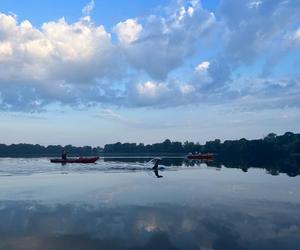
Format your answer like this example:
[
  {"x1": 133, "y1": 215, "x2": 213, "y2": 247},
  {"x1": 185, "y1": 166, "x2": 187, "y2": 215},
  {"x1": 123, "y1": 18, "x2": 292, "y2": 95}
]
[{"x1": 0, "y1": 157, "x2": 299, "y2": 250}]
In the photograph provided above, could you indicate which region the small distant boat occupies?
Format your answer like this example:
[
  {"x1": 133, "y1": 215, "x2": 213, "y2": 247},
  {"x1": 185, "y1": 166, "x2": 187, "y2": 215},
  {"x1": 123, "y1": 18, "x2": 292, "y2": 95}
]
[
  {"x1": 186, "y1": 153, "x2": 214, "y2": 160},
  {"x1": 50, "y1": 157, "x2": 99, "y2": 164}
]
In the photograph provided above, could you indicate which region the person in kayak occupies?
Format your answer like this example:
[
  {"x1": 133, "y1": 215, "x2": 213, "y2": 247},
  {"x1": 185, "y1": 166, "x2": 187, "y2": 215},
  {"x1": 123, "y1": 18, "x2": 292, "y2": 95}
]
[{"x1": 61, "y1": 150, "x2": 68, "y2": 160}]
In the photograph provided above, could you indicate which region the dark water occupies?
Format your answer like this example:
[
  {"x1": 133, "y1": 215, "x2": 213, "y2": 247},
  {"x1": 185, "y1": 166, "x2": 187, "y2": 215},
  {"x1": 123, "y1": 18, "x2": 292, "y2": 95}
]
[{"x1": 0, "y1": 157, "x2": 299, "y2": 250}]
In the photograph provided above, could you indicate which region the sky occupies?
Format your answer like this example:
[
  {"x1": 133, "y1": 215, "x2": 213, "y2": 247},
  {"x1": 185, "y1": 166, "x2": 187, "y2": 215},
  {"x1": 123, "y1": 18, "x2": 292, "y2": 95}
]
[{"x1": 0, "y1": 0, "x2": 299, "y2": 146}]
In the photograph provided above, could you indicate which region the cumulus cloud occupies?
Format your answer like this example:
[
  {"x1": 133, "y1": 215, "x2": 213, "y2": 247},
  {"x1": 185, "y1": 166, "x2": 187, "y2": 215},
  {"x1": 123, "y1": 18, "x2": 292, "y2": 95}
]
[
  {"x1": 128, "y1": 79, "x2": 197, "y2": 108},
  {"x1": 180, "y1": 0, "x2": 300, "y2": 108},
  {"x1": 82, "y1": 0, "x2": 95, "y2": 16},
  {"x1": 190, "y1": 61, "x2": 214, "y2": 91},
  {"x1": 0, "y1": 0, "x2": 299, "y2": 112},
  {"x1": 0, "y1": 12, "x2": 124, "y2": 111},
  {"x1": 114, "y1": 19, "x2": 143, "y2": 44},
  {"x1": 0, "y1": 0, "x2": 218, "y2": 111},
  {"x1": 116, "y1": 1, "x2": 216, "y2": 80},
  {"x1": 0, "y1": 41, "x2": 12, "y2": 57}
]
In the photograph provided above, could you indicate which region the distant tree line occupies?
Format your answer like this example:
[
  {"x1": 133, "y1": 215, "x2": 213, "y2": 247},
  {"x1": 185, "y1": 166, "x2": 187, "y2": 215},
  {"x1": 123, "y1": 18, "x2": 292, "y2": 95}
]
[
  {"x1": 0, "y1": 132, "x2": 299, "y2": 157},
  {"x1": 103, "y1": 132, "x2": 300, "y2": 157},
  {"x1": 0, "y1": 144, "x2": 102, "y2": 157}
]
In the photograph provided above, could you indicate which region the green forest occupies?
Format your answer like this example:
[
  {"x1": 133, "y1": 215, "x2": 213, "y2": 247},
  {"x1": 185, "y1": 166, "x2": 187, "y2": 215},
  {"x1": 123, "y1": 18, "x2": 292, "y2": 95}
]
[
  {"x1": 103, "y1": 132, "x2": 300, "y2": 157},
  {"x1": 0, "y1": 132, "x2": 299, "y2": 157}
]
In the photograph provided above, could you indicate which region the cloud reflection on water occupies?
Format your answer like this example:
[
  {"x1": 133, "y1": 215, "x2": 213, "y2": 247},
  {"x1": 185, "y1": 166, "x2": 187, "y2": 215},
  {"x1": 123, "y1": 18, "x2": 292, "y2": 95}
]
[{"x1": 0, "y1": 200, "x2": 299, "y2": 250}]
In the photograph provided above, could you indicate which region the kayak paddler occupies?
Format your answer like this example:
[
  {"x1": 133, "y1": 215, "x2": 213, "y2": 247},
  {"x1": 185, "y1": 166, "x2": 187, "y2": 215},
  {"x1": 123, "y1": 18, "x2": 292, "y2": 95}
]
[{"x1": 61, "y1": 150, "x2": 68, "y2": 160}]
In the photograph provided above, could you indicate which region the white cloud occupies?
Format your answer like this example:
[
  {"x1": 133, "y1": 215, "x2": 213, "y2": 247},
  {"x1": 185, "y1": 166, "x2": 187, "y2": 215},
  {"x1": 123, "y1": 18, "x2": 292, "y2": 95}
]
[
  {"x1": 116, "y1": 0, "x2": 216, "y2": 80},
  {"x1": 42, "y1": 17, "x2": 112, "y2": 61},
  {"x1": 195, "y1": 61, "x2": 210, "y2": 72},
  {"x1": 0, "y1": 13, "x2": 118, "y2": 78},
  {"x1": 130, "y1": 80, "x2": 171, "y2": 106},
  {"x1": 180, "y1": 84, "x2": 195, "y2": 94},
  {"x1": 0, "y1": 42, "x2": 12, "y2": 57},
  {"x1": 82, "y1": 0, "x2": 95, "y2": 16},
  {"x1": 0, "y1": 12, "x2": 124, "y2": 111},
  {"x1": 0, "y1": 0, "x2": 299, "y2": 112},
  {"x1": 0, "y1": 13, "x2": 17, "y2": 39},
  {"x1": 128, "y1": 79, "x2": 197, "y2": 107},
  {"x1": 114, "y1": 19, "x2": 143, "y2": 44},
  {"x1": 289, "y1": 28, "x2": 300, "y2": 44},
  {"x1": 248, "y1": 1, "x2": 262, "y2": 9},
  {"x1": 136, "y1": 81, "x2": 165, "y2": 97},
  {"x1": 294, "y1": 28, "x2": 300, "y2": 39},
  {"x1": 190, "y1": 61, "x2": 214, "y2": 91},
  {"x1": 0, "y1": 1, "x2": 218, "y2": 111}
]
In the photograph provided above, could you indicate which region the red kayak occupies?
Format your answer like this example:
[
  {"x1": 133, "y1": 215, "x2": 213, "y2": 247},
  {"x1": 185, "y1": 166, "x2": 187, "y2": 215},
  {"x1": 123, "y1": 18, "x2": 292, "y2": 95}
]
[
  {"x1": 50, "y1": 157, "x2": 99, "y2": 163},
  {"x1": 186, "y1": 153, "x2": 214, "y2": 160}
]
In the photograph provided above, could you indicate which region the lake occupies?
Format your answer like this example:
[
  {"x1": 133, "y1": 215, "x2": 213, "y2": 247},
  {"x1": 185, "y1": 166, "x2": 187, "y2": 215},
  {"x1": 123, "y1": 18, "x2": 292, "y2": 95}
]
[{"x1": 0, "y1": 157, "x2": 299, "y2": 250}]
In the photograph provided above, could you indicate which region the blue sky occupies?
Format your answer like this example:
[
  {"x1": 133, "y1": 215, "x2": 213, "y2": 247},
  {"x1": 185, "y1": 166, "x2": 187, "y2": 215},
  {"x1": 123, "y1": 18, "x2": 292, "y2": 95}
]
[{"x1": 0, "y1": 0, "x2": 299, "y2": 146}]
